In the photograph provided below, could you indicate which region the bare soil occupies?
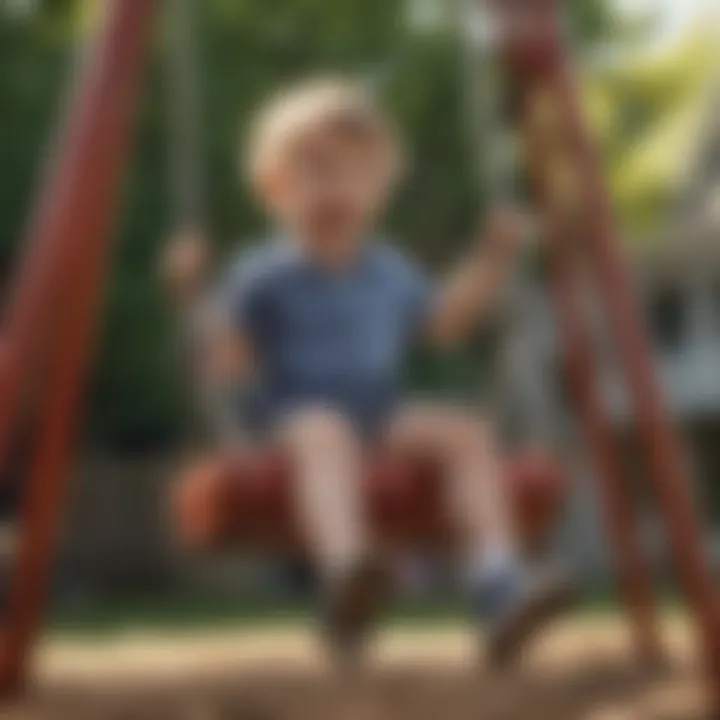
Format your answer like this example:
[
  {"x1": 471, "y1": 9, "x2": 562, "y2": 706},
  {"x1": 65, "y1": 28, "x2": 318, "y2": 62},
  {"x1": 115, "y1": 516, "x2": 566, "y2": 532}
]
[{"x1": 2, "y1": 614, "x2": 710, "y2": 719}]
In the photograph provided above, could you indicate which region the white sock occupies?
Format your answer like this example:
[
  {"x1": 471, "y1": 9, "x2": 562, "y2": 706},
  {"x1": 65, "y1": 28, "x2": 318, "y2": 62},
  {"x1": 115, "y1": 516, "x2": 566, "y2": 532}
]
[{"x1": 465, "y1": 543, "x2": 522, "y2": 587}]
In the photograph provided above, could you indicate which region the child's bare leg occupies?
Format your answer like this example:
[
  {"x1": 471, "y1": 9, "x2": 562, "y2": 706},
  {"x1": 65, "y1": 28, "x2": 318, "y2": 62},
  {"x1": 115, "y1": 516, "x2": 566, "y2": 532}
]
[
  {"x1": 385, "y1": 404, "x2": 518, "y2": 568},
  {"x1": 385, "y1": 403, "x2": 574, "y2": 666},
  {"x1": 279, "y1": 406, "x2": 368, "y2": 580},
  {"x1": 279, "y1": 406, "x2": 387, "y2": 659}
]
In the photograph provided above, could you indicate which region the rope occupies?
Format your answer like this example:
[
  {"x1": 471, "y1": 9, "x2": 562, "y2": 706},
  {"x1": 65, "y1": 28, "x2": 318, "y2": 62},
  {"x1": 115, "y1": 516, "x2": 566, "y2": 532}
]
[
  {"x1": 457, "y1": 0, "x2": 559, "y2": 446},
  {"x1": 164, "y1": 0, "x2": 205, "y2": 229},
  {"x1": 163, "y1": 0, "x2": 248, "y2": 449}
]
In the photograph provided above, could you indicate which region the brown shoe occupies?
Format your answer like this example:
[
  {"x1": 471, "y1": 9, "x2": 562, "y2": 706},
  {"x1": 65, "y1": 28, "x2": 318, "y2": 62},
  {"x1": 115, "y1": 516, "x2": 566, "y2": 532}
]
[
  {"x1": 321, "y1": 555, "x2": 391, "y2": 667},
  {"x1": 486, "y1": 568, "x2": 578, "y2": 669}
]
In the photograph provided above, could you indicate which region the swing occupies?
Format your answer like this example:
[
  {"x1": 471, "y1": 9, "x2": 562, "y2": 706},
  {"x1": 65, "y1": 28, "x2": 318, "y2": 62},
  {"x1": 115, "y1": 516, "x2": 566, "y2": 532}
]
[
  {"x1": 1, "y1": 0, "x2": 718, "y2": 707},
  {"x1": 166, "y1": 0, "x2": 567, "y2": 554},
  {"x1": 174, "y1": 446, "x2": 566, "y2": 550}
]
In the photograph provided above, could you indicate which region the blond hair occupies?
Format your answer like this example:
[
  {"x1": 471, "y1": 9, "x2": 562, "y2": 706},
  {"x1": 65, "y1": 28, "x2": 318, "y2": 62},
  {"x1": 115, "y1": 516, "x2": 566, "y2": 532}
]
[{"x1": 245, "y1": 76, "x2": 404, "y2": 190}]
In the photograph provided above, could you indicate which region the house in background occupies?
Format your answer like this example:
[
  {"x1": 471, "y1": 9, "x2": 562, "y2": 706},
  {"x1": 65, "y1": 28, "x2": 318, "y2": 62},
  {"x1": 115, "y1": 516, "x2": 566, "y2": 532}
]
[{"x1": 605, "y1": 80, "x2": 720, "y2": 520}]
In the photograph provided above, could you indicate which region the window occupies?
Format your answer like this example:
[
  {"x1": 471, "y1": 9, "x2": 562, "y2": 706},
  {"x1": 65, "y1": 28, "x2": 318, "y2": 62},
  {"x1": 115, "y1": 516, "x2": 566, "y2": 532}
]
[
  {"x1": 649, "y1": 285, "x2": 687, "y2": 354},
  {"x1": 713, "y1": 279, "x2": 720, "y2": 331}
]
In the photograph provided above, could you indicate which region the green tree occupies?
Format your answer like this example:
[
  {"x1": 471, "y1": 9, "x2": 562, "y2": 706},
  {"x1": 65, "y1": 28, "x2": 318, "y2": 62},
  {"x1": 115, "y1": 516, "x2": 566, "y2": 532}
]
[{"x1": 587, "y1": 34, "x2": 718, "y2": 234}]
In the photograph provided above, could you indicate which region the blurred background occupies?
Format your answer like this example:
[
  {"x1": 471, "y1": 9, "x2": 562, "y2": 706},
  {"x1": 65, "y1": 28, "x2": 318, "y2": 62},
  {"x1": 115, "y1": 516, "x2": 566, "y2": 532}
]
[{"x1": 0, "y1": 0, "x2": 719, "y2": 626}]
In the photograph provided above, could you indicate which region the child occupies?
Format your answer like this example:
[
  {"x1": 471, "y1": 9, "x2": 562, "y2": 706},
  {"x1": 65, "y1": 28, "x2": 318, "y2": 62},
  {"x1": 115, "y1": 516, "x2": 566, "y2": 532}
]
[{"x1": 164, "y1": 77, "x2": 573, "y2": 667}]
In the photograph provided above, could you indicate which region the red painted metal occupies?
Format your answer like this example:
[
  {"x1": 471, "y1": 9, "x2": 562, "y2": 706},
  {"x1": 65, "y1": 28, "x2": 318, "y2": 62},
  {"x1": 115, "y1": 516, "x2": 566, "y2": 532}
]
[
  {"x1": 0, "y1": 1, "x2": 155, "y2": 480},
  {"x1": 491, "y1": 0, "x2": 719, "y2": 704},
  {"x1": 489, "y1": 0, "x2": 663, "y2": 670},
  {"x1": 555, "y1": 63, "x2": 720, "y2": 702},
  {"x1": 173, "y1": 448, "x2": 567, "y2": 551},
  {"x1": 516, "y1": 84, "x2": 663, "y2": 666},
  {"x1": 544, "y1": 222, "x2": 663, "y2": 666},
  {"x1": 0, "y1": 0, "x2": 159, "y2": 698}
]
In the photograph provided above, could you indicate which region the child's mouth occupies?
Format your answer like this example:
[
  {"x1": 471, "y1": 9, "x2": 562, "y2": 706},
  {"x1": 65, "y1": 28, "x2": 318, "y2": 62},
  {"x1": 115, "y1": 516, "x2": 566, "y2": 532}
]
[{"x1": 312, "y1": 207, "x2": 357, "y2": 236}]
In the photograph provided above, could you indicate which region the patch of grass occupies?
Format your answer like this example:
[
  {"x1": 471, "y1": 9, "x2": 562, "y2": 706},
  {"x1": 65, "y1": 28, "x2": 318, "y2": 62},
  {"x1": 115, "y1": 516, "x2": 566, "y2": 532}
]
[{"x1": 47, "y1": 589, "x2": 684, "y2": 639}]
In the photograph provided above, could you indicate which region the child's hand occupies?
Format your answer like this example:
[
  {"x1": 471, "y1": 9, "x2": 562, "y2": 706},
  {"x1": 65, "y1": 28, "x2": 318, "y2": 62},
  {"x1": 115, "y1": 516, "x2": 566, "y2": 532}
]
[
  {"x1": 478, "y1": 205, "x2": 526, "y2": 265},
  {"x1": 160, "y1": 226, "x2": 210, "y2": 306}
]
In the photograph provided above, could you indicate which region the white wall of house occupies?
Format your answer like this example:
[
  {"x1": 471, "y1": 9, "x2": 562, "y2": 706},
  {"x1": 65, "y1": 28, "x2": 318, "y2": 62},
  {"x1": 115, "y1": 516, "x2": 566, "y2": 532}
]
[
  {"x1": 507, "y1": 240, "x2": 720, "y2": 580},
  {"x1": 600, "y1": 258, "x2": 720, "y2": 422}
]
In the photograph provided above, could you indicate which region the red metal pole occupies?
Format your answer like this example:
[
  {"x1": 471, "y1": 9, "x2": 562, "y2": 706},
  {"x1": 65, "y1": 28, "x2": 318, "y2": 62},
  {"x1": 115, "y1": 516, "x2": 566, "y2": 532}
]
[
  {"x1": 0, "y1": 0, "x2": 159, "y2": 698},
  {"x1": 0, "y1": 1, "x2": 157, "y2": 484},
  {"x1": 554, "y1": 62, "x2": 720, "y2": 703},
  {"x1": 544, "y1": 208, "x2": 663, "y2": 667},
  {"x1": 488, "y1": 0, "x2": 663, "y2": 670},
  {"x1": 491, "y1": 0, "x2": 720, "y2": 705},
  {"x1": 516, "y1": 83, "x2": 663, "y2": 667}
]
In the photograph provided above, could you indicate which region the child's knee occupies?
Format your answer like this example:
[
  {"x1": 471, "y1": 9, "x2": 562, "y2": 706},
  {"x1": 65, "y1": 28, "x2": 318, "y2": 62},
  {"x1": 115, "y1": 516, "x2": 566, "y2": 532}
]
[
  {"x1": 442, "y1": 411, "x2": 497, "y2": 457},
  {"x1": 281, "y1": 406, "x2": 359, "y2": 457}
]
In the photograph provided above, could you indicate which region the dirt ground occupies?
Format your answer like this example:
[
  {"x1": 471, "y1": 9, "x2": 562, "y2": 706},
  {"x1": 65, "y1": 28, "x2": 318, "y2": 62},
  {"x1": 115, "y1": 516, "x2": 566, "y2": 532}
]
[{"x1": 2, "y1": 614, "x2": 711, "y2": 720}]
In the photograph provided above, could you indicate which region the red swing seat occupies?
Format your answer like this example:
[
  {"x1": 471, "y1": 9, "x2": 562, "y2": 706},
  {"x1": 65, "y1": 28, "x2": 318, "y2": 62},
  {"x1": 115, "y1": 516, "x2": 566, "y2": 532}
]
[{"x1": 173, "y1": 447, "x2": 567, "y2": 551}]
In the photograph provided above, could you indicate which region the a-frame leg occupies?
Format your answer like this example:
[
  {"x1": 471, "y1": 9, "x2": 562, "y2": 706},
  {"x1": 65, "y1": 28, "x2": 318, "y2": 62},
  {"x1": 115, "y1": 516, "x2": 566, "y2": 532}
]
[
  {"x1": 491, "y1": 0, "x2": 719, "y2": 707},
  {"x1": 554, "y1": 63, "x2": 720, "y2": 702},
  {"x1": 518, "y1": 77, "x2": 664, "y2": 668},
  {"x1": 0, "y1": 0, "x2": 159, "y2": 699}
]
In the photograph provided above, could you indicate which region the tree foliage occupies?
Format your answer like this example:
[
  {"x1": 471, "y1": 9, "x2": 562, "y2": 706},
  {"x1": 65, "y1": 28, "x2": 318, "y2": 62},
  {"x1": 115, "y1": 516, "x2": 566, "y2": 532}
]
[{"x1": 587, "y1": 34, "x2": 718, "y2": 234}]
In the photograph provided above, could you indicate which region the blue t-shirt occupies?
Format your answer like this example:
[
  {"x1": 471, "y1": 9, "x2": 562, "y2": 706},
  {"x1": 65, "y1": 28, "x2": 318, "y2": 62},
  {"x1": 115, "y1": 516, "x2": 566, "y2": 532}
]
[{"x1": 221, "y1": 240, "x2": 434, "y2": 431}]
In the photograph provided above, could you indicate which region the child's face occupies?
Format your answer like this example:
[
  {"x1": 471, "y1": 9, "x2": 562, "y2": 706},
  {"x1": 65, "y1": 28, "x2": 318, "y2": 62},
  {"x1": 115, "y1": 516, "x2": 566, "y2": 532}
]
[{"x1": 268, "y1": 127, "x2": 394, "y2": 262}]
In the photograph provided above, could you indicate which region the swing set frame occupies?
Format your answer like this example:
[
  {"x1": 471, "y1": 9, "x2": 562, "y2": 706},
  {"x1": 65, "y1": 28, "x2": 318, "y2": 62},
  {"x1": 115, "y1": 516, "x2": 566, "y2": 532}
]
[{"x1": 0, "y1": 0, "x2": 717, "y2": 709}]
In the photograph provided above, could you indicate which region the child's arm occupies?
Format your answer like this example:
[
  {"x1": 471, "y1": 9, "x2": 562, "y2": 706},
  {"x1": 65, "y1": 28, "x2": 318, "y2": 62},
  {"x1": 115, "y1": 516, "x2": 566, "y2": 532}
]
[
  {"x1": 159, "y1": 226, "x2": 210, "y2": 311},
  {"x1": 196, "y1": 305, "x2": 255, "y2": 392},
  {"x1": 425, "y1": 207, "x2": 521, "y2": 348},
  {"x1": 160, "y1": 229, "x2": 256, "y2": 446},
  {"x1": 195, "y1": 309, "x2": 256, "y2": 447}
]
